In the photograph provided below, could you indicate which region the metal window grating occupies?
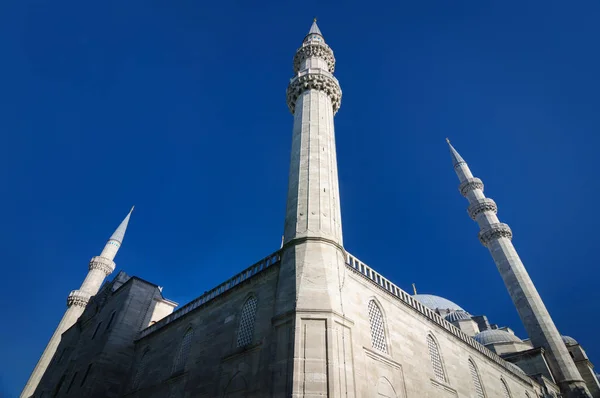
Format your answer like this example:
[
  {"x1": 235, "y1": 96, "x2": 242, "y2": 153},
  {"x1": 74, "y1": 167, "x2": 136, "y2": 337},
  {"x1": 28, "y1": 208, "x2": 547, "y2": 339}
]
[
  {"x1": 427, "y1": 335, "x2": 446, "y2": 382},
  {"x1": 469, "y1": 359, "x2": 485, "y2": 398},
  {"x1": 236, "y1": 296, "x2": 258, "y2": 347},
  {"x1": 173, "y1": 329, "x2": 193, "y2": 373},
  {"x1": 368, "y1": 300, "x2": 388, "y2": 353}
]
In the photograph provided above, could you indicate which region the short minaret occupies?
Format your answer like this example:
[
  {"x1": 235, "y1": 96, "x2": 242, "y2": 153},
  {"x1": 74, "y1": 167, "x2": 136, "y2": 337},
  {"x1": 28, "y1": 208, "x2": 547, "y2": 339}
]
[
  {"x1": 446, "y1": 140, "x2": 591, "y2": 398},
  {"x1": 21, "y1": 207, "x2": 134, "y2": 398}
]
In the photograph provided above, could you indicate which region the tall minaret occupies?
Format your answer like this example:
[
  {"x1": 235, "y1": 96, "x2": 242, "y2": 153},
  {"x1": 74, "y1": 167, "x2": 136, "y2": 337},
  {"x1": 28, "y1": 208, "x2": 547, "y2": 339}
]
[
  {"x1": 274, "y1": 20, "x2": 347, "y2": 396},
  {"x1": 21, "y1": 207, "x2": 134, "y2": 398},
  {"x1": 283, "y1": 18, "x2": 343, "y2": 247},
  {"x1": 446, "y1": 140, "x2": 591, "y2": 398}
]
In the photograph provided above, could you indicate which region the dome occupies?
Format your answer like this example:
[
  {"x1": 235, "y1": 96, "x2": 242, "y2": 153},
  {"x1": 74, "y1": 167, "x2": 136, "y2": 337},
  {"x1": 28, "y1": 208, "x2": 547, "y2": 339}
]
[
  {"x1": 474, "y1": 329, "x2": 523, "y2": 346},
  {"x1": 445, "y1": 310, "x2": 472, "y2": 322},
  {"x1": 562, "y1": 335, "x2": 578, "y2": 346},
  {"x1": 412, "y1": 294, "x2": 465, "y2": 312}
]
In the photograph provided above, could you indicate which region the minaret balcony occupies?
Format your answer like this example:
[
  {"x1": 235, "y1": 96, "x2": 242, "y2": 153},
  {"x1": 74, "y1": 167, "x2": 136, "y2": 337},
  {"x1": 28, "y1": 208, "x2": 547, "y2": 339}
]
[
  {"x1": 286, "y1": 70, "x2": 342, "y2": 114},
  {"x1": 89, "y1": 256, "x2": 115, "y2": 276},
  {"x1": 478, "y1": 223, "x2": 513, "y2": 247},
  {"x1": 67, "y1": 290, "x2": 91, "y2": 308},
  {"x1": 468, "y1": 198, "x2": 498, "y2": 220},
  {"x1": 459, "y1": 177, "x2": 484, "y2": 197}
]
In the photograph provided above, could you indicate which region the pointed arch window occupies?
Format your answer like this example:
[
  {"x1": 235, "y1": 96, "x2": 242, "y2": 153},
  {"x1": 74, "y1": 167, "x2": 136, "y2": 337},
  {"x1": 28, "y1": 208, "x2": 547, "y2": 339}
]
[
  {"x1": 172, "y1": 328, "x2": 193, "y2": 374},
  {"x1": 236, "y1": 296, "x2": 258, "y2": 347},
  {"x1": 501, "y1": 378, "x2": 511, "y2": 398},
  {"x1": 52, "y1": 375, "x2": 66, "y2": 398},
  {"x1": 427, "y1": 334, "x2": 446, "y2": 382},
  {"x1": 367, "y1": 300, "x2": 388, "y2": 353},
  {"x1": 133, "y1": 348, "x2": 150, "y2": 389},
  {"x1": 468, "y1": 359, "x2": 485, "y2": 397}
]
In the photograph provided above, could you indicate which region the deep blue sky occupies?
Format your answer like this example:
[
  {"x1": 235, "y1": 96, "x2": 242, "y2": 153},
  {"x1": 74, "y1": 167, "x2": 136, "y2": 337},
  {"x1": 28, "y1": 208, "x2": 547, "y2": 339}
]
[{"x1": 2, "y1": 1, "x2": 599, "y2": 396}]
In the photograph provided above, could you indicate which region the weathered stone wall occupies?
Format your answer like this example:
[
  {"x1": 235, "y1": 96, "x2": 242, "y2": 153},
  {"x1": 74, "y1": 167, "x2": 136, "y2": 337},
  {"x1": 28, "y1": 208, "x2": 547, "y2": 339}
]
[
  {"x1": 32, "y1": 277, "x2": 166, "y2": 398},
  {"x1": 123, "y1": 265, "x2": 280, "y2": 398}
]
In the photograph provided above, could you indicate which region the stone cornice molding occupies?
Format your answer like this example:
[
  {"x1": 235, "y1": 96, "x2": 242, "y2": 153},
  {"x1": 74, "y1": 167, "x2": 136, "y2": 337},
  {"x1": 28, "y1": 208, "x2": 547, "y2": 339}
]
[
  {"x1": 286, "y1": 71, "x2": 342, "y2": 114},
  {"x1": 67, "y1": 289, "x2": 91, "y2": 308},
  {"x1": 468, "y1": 198, "x2": 498, "y2": 220},
  {"x1": 293, "y1": 43, "x2": 335, "y2": 73},
  {"x1": 89, "y1": 256, "x2": 115, "y2": 276},
  {"x1": 478, "y1": 223, "x2": 513, "y2": 247},
  {"x1": 459, "y1": 177, "x2": 484, "y2": 197}
]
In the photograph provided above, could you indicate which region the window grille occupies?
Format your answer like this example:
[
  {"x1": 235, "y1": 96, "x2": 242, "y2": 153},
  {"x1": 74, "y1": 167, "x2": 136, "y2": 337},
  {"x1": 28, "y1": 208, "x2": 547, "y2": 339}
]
[
  {"x1": 468, "y1": 359, "x2": 485, "y2": 398},
  {"x1": 133, "y1": 349, "x2": 149, "y2": 389},
  {"x1": 172, "y1": 328, "x2": 193, "y2": 373},
  {"x1": 236, "y1": 296, "x2": 258, "y2": 347},
  {"x1": 367, "y1": 300, "x2": 388, "y2": 353},
  {"x1": 427, "y1": 335, "x2": 446, "y2": 382},
  {"x1": 501, "y1": 379, "x2": 511, "y2": 398}
]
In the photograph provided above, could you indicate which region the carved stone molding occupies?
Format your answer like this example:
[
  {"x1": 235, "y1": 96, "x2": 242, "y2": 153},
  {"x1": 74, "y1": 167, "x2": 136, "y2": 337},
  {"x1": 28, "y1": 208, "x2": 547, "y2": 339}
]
[
  {"x1": 67, "y1": 290, "x2": 91, "y2": 308},
  {"x1": 468, "y1": 198, "x2": 497, "y2": 220},
  {"x1": 478, "y1": 223, "x2": 513, "y2": 247},
  {"x1": 459, "y1": 178, "x2": 484, "y2": 197},
  {"x1": 89, "y1": 256, "x2": 115, "y2": 276},
  {"x1": 293, "y1": 43, "x2": 335, "y2": 73},
  {"x1": 286, "y1": 72, "x2": 342, "y2": 114}
]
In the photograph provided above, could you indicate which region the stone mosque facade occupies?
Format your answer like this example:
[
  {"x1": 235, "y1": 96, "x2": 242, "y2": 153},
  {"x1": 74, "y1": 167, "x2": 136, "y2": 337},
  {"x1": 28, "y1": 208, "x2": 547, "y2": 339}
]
[{"x1": 21, "y1": 21, "x2": 599, "y2": 398}]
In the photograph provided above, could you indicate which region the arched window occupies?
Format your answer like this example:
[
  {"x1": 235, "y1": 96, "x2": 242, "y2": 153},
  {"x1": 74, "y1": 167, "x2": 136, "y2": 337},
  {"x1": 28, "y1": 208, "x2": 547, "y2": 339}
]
[
  {"x1": 367, "y1": 300, "x2": 388, "y2": 353},
  {"x1": 172, "y1": 328, "x2": 193, "y2": 374},
  {"x1": 236, "y1": 296, "x2": 258, "y2": 347},
  {"x1": 525, "y1": 392, "x2": 531, "y2": 398},
  {"x1": 501, "y1": 378, "x2": 511, "y2": 398},
  {"x1": 427, "y1": 334, "x2": 446, "y2": 382},
  {"x1": 468, "y1": 359, "x2": 485, "y2": 398},
  {"x1": 133, "y1": 348, "x2": 150, "y2": 389}
]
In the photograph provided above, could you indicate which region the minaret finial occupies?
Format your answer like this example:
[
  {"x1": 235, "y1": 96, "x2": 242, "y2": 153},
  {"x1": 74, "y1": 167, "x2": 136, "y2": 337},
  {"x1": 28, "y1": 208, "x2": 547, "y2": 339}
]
[
  {"x1": 446, "y1": 137, "x2": 450, "y2": 144},
  {"x1": 412, "y1": 283, "x2": 417, "y2": 295}
]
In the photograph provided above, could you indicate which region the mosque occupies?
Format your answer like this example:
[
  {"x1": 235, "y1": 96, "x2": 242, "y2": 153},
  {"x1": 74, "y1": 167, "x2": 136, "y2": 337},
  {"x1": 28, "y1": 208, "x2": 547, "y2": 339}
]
[{"x1": 21, "y1": 21, "x2": 599, "y2": 398}]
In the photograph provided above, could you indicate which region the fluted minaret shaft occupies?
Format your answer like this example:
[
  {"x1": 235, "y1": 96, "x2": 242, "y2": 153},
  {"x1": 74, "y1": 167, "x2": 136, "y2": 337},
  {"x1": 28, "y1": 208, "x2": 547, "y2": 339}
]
[
  {"x1": 447, "y1": 141, "x2": 590, "y2": 398},
  {"x1": 284, "y1": 20, "x2": 343, "y2": 246},
  {"x1": 21, "y1": 207, "x2": 133, "y2": 398}
]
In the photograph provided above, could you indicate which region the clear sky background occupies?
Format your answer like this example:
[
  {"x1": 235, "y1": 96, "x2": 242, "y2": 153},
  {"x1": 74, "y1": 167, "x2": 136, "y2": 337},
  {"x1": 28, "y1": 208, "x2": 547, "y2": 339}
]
[{"x1": 1, "y1": 1, "x2": 599, "y2": 396}]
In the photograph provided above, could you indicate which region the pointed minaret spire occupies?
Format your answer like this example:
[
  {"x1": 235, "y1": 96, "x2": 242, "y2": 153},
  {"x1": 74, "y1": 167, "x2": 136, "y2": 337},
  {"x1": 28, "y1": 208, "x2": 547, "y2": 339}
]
[
  {"x1": 308, "y1": 18, "x2": 322, "y2": 36},
  {"x1": 447, "y1": 140, "x2": 591, "y2": 398},
  {"x1": 109, "y1": 205, "x2": 134, "y2": 243},
  {"x1": 21, "y1": 207, "x2": 135, "y2": 398}
]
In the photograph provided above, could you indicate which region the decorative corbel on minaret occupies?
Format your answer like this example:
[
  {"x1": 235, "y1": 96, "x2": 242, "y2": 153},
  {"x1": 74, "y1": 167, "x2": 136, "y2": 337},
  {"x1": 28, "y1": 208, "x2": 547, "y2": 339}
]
[
  {"x1": 21, "y1": 207, "x2": 134, "y2": 398},
  {"x1": 446, "y1": 140, "x2": 591, "y2": 398}
]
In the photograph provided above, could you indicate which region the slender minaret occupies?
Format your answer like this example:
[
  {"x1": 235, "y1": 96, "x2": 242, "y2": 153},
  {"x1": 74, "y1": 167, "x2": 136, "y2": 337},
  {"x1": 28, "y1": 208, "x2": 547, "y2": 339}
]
[
  {"x1": 274, "y1": 20, "x2": 348, "y2": 396},
  {"x1": 21, "y1": 207, "x2": 134, "y2": 398},
  {"x1": 446, "y1": 140, "x2": 591, "y2": 398}
]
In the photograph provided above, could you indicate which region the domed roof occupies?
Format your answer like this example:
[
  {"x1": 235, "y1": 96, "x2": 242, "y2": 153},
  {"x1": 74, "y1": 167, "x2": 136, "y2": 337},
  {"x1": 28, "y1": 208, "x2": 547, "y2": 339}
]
[
  {"x1": 474, "y1": 329, "x2": 523, "y2": 346},
  {"x1": 562, "y1": 335, "x2": 578, "y2": 346},
  {"x1": 412, "y1": 294, "x2": 465, "y2": 312},
  {"x1": 445, "y1": 310, "x2": 472, "y2": 322}
]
